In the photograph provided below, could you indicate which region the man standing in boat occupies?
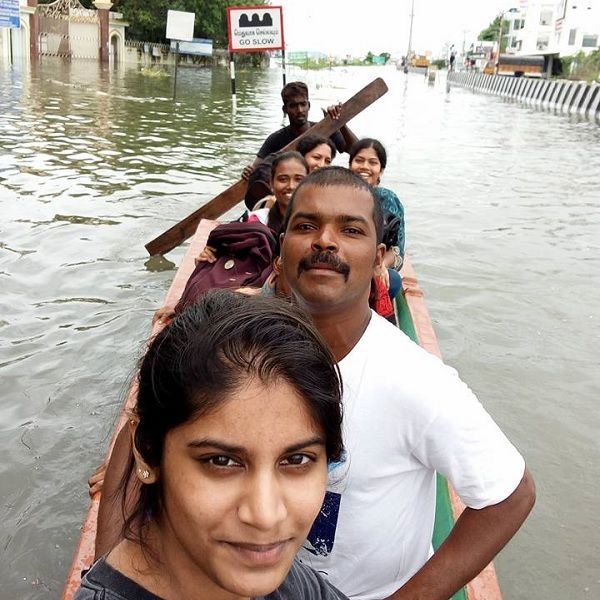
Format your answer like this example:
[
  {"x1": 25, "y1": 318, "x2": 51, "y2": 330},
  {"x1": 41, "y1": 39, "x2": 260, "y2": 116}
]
[
  {"x1": 241, "y1": 81, "x2": 358, "y2": 179},
  {"x1": 278, "y1": 167, "x2": 536, "y2": 600}
]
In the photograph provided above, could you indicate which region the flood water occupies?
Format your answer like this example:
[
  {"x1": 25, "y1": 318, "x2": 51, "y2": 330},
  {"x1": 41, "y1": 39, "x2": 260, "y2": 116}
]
[{"x1": 1, "y1": 60, "x2": 599, "y2": 599}]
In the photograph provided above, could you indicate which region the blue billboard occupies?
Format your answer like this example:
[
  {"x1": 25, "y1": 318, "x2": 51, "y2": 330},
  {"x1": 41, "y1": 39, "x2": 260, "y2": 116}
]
[{"x1": 0, "y1": 0, "x2": 20, "y2": 29}]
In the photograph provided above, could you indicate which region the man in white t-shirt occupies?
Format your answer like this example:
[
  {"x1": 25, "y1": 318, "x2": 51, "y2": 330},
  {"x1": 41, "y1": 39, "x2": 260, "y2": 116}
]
[{"x1": 279, "y1": 167, "x2": 536, "y2": 600}]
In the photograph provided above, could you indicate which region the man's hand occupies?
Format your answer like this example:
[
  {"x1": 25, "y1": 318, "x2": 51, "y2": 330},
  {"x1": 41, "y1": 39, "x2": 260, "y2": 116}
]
[
  {"x1": 153, "y1": 305, "x2": 176, "y2": 327},
  {"x1": 323, "y1": 102, "x2": 343, "y2": 120},
  {"x1": 241, "y1": 164, "x2": 254, "y2": 180},
  {"x1": 375, "y1": 264, "x2": 390, "y2": 290},
  {"x1": 88, "y1": 461, "x2": 107, "y2": 498},
  {"x1": 195, "y1": 245, "x2": 217, "y2": 265}
]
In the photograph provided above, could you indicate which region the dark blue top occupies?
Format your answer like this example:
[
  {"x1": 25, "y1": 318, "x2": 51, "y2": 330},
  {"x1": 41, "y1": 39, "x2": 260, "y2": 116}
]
[{"x1": 74, "y1": 557, "x2": 349, "y2": 600}]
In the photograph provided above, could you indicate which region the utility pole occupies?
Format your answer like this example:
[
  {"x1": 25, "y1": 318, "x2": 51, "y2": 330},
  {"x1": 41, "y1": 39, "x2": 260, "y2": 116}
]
[
  {"x1": 404, "y1": 0, "x2": 415, "y2": 73},
  {"x1": 495, "y1": 12, "x2": 504, "y2": 74}
]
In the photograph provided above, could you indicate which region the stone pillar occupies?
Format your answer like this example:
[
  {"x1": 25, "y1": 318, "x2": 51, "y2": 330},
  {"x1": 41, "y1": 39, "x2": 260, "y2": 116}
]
[
  {"x1": 27, "y1": 0, "x2": 39, "y2": 61},
  {"x1": 94, "y1": 0, "x2": 113, "y2": 63}
]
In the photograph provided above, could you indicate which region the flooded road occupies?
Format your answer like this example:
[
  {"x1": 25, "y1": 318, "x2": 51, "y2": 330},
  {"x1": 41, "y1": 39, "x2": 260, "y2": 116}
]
[{"x1": 1, "y1": 60, "x2": 599, "y2": 599}]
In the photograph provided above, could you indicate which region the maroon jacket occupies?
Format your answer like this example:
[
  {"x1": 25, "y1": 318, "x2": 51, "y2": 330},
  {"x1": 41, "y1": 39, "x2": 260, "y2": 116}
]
[{"x1": 176, "y1": 221, "x2": 276, "y2": 313}]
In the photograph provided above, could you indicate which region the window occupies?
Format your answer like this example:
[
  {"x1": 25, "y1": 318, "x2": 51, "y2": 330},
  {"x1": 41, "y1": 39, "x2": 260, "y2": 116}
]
[
  {"x1": 582, "y1": 34, "x2": 598, "y2": 47},
  {"x1": 568, "y1": 29, "x2": 577, "y2": 45},
  {"x1": 536, "y1": 36, "x2": 550, "y2": 50},
  {"x1": 540, "y1": 10, "x2": 553, "y2": 25}
]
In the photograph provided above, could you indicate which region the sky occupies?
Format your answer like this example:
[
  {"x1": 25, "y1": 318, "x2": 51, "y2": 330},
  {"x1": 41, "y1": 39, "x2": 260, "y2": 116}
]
[{"x1": 276, "y1": 0, "x2": 517, "y2": 58}]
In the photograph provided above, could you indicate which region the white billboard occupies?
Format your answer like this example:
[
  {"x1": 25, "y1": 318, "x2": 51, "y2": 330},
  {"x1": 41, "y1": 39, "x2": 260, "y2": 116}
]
[
  {"x1": 166, "y1": 10, "x2": 195, "y2": 42},
  {"x1": 227, "y1": 5, "x2": 284, "y2": 53}
]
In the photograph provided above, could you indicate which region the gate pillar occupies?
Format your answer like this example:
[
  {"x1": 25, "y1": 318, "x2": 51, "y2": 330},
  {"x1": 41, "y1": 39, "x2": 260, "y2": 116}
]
[
  {"x1": 27, "y1": 0, "x2": 39, "y2": 60},
  {"x1": 94, "y1": 0, "x2": 112, "y2": 63}
]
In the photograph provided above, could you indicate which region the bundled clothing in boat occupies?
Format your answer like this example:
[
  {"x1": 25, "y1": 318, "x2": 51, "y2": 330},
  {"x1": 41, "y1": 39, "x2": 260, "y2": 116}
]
[
  {"x1": 298, "y1": 311, "x2": 525, "y2": 600},
  {"x1": 176, "y1": 222, "x2": 276, "y2": 313},
  {"x1": 74, "y1": 557, "x2": 349, "y2": 599}
]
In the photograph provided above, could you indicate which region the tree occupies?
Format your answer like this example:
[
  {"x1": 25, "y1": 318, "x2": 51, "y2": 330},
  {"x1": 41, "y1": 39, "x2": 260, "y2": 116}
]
[
  {"x1": 378, "y1": 52, "x2": 391, "y2": 64},
  {"x1": 479, "y1": 14, "x2": 510, "y2": 52},
  {"x1": 365, "y1": 51, "x2": 374, "y2": 64},
  {"x1": 104, "y1": 0, "x2": 268, "y2": 45}
]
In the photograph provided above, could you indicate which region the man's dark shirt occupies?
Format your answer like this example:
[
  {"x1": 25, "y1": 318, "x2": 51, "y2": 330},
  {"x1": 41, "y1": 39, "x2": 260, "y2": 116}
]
[{"x1": 257, "y1": 123, "x2": 346, "y2": 158}]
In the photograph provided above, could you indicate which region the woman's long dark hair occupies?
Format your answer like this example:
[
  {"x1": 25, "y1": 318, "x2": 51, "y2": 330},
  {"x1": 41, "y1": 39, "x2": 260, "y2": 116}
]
[{"x1": 122, "y1": 289, "x2": 343, "y2": 549}]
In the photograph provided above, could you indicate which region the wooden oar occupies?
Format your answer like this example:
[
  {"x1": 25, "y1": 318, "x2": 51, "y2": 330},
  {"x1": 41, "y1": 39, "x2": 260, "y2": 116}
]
[{"x1": 145, "y1": 77, "x2": 389, "y2": 257}]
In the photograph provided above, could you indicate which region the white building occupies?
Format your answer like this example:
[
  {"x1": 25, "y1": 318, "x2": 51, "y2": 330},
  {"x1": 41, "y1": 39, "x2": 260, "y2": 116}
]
[
  {"x1": 504, "y1": 7, "x2": 527, "y2": 54},
  {"x1": 512, "y1": 0, "x2": 600, "y2": 57}
]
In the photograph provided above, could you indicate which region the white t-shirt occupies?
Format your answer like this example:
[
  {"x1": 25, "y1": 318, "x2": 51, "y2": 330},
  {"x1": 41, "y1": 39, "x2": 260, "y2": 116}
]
[{"x1": 298, "y1": 312, "x2": 525, "y2": 600}]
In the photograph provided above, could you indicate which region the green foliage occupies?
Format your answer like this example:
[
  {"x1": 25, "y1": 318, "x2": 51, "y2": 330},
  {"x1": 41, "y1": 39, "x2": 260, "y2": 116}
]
[
  {"x1": 431, "y1": 58, "x2": 446, "y2": 70},
  {"x1": 562, "y1": 49, "x2": 600, "y2": 82},
  {"x1": 479, "y1": 15, "x2": 510, "y2": 51},
  {"x1": 378, "y1": 52, "x2": 391, "y2": 64},
  {"x1": 365, "y1": 51, "x2": 374, "y2": 64},
  {"x1": 113, "y1": 0, "x2": 268, "y2": 45},
  {"x1": 479, "y1": 15, "x2": 501, "y2": 41}
]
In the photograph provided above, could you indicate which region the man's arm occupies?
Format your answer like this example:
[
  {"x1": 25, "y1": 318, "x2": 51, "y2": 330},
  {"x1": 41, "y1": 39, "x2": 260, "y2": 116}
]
[
  {"x1": 323, "y1": 103, "x2": 359, "y2": 153},
  {"x1": 386, "y1": 468, "x2": 536, "y2": 600},
  {"x1": 95, "y1": 423, "x2": 136, "y2": 558},
  {"x1": 338, "y1": 124, "x2": 359, "y2": 153}
]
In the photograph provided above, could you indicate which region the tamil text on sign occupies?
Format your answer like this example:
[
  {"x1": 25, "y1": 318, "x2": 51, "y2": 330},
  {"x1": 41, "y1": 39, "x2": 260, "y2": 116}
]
[{"x1": 227, "y1": 5, "x2": 284, "y2": 53}]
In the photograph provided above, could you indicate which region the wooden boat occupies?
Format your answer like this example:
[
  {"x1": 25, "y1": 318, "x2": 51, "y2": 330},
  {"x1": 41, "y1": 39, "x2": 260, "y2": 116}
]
[{"x1": 61, "y1": 220, "x2": 504, "y2": 600}]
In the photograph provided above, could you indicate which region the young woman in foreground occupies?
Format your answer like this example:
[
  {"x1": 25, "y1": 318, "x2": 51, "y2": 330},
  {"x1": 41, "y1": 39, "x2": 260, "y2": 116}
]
[{"x1": 77, "y1": 290, "x2": 347, "y2": 600}]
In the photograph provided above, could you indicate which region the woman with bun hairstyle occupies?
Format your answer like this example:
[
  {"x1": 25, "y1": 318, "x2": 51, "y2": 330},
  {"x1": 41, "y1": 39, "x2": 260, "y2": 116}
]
[{"x1": 296, "y1": 134, "x2": 337, "y2": 171}]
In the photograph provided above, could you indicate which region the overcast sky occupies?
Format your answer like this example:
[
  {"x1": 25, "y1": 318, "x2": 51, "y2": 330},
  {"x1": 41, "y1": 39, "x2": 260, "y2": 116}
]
[{"x1": 277, "y1": 0, "x2": 516, "y2": 57}]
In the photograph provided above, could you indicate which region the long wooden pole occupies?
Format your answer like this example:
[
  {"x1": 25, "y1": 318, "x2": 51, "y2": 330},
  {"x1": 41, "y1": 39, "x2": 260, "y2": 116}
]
[{"x1": 145, "y1": 77, "x2": 389, "y2": 257}]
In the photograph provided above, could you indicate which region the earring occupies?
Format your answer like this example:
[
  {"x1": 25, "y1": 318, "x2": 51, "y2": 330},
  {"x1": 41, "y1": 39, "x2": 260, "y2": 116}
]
[{"x1": 138, "y1": 468, "x2": 150, "y2": 480}]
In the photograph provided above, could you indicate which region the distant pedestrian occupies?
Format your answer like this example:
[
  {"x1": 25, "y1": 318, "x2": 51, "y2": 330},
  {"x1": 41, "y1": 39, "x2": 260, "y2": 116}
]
[{"x1": 449, "y1": 51, "x2": 456, "y2": 71}]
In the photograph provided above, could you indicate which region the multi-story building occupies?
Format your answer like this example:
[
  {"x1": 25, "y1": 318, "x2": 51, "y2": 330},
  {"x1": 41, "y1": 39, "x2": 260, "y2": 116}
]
[
  {"x1": 504, "y1": 7, "x2": 527, "y2": 53},
  {"x1": 511, "y1": 0, "x2": 600, "y2": 57}
]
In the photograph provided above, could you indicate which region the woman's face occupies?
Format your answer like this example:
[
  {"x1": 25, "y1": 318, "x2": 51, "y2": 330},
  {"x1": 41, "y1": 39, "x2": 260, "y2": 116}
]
[
  {"x1": 157, "y1": 377, "x2": 328, "y2": 597},
  {"x1": 350, "y1": 146, "x2": 383, "y2": 186},
  {"x1": 304, "y1": 143, "x2": 333, "y2": 172},
  {"x1": 271, "y1": 159, "x2": 307, "y2": 213}
]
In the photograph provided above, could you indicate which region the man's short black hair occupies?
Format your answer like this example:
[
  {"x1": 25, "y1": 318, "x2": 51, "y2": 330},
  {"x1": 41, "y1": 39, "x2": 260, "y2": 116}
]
[
  {"x1": 281, "y1": 166, "x2": 384, "y2": 244},
  {"x1": 281, "y1": 81, "x2": 309, "y2": 104}
]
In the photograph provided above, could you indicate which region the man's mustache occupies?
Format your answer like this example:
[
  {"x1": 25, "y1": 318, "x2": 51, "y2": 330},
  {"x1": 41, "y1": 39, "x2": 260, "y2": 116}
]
[{"x1": 298, "y1": 251, "x2": 351, "y2": 281}]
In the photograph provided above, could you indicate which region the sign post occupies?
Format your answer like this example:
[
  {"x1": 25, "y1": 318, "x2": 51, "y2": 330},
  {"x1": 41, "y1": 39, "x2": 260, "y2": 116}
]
[
  {"x1": 166, "y1": 10, "x2": 195, "y2": 101},
  {"x1": 226, "y1": 6, "x2": 285, "y2": 106}
]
